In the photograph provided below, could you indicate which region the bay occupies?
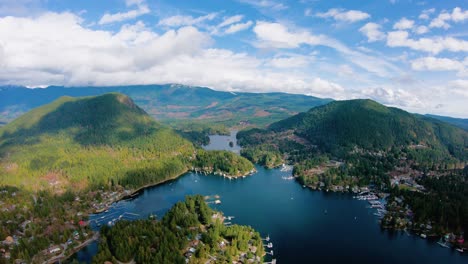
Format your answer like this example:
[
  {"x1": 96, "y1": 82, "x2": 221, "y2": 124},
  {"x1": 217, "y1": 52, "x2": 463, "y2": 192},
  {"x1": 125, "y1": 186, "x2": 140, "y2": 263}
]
[{"x1": 71, "y1": 133, "x2": 466, "y2": 263}]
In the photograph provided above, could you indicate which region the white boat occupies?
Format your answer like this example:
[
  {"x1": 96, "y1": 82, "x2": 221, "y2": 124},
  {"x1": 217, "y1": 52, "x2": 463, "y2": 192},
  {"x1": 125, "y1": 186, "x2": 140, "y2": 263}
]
[
  {"x1": 437, "y1": 238, "x2": 450, "y2": 248},
  {"x1": 420, "y1": 234, "x2": 427, "y2": 239},
  {"x1": 456, "y1": 248, "x2": 463, "y2": 253}
]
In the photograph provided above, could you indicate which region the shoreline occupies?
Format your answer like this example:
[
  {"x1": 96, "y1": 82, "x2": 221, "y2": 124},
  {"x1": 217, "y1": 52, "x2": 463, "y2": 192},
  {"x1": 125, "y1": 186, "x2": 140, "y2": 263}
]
[{"x1": 92, "y1": 167, "x2": 256, "y2": 215}]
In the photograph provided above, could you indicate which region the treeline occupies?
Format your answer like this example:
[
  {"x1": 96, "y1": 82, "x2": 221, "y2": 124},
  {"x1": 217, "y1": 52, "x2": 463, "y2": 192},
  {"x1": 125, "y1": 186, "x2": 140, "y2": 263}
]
[{"x1": 93, "y1": 195, "x2": 264, "y2": 263}]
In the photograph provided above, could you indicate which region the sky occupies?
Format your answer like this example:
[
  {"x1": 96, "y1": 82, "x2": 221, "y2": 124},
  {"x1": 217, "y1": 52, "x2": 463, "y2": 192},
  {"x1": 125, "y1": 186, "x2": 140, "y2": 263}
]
[{"x1": 0, "y1": 0, "x2": 467, "y2": 117}]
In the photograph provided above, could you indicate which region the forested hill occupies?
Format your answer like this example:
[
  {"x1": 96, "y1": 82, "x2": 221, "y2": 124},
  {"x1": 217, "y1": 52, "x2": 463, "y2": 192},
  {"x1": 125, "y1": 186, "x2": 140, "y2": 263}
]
[
  {"x1": 239, "y1": 99, "x2": 468, "y2": 164},
  {"x1": 0, "y1": 93, "x2": 196, "y2": 191},
  {"x1": 270, "y1": 99, "x2": 468, "y2": 159},
  {"x1": 0, "y1": 84, "x2": 331, "y2": 127}
]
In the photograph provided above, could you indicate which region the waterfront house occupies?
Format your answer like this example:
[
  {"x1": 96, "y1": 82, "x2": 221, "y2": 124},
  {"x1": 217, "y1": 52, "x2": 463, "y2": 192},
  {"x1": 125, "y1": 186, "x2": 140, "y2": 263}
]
[{"x1": 49, "y1": 245, "x2": 61, "y2": 254}]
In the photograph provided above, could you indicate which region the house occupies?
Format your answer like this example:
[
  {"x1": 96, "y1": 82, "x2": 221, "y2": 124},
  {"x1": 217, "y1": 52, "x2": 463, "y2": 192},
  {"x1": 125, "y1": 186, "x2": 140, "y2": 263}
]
[
  {"x1": 3, "y1": 236, "x2": 14, "y2": 246},
  {"x1": 49, "y1": 246, "x2": 61, "y2": 254}
]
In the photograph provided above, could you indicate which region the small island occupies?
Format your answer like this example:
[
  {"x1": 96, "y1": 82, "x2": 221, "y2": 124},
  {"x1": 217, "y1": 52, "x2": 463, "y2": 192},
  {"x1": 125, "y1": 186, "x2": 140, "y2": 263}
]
[
  {"x1": 93, "y1": 195, "x2": 265, "y2": 264},
  {"x1": 192, "y1": 150, "x2": 256, "y2": 178}
]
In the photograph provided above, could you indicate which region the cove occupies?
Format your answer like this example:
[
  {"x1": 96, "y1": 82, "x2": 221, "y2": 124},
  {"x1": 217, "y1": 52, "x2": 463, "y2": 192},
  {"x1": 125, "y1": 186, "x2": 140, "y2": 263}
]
[{"x1": 71, "y1": 133, "x2": 466, "y2": 263}]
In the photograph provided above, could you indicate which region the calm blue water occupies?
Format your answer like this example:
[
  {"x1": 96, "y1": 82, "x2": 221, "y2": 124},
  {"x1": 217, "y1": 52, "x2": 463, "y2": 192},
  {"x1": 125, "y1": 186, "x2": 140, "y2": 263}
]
[
  {"x1": 71, "y1": 134, "x2": 467, "y2": 264},
  {"x1": 202, "y1": 130, "x2": 241, "y2": 154}
]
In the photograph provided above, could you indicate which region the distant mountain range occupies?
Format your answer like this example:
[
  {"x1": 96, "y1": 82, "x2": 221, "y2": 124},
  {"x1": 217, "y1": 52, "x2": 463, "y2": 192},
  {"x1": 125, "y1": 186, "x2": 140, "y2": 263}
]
[
  {"x1": 424, "y1": 114, "x2": 468, "y2": 131},
  {"x1": 0, "y1": 84, "x2": 332, "y2": 127}
]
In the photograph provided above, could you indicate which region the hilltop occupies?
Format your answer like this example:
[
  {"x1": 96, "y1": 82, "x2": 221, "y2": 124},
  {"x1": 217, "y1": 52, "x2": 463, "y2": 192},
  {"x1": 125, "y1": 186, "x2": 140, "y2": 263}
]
[
  {"x1": 0, "y1": 84, "x2": 331, "y2": 128},
  {"x1": 269, "y1": 99, "x2": 467, "y2": 159},
  {"x1": 239, "y1": 99, "x2": 467, "y2": 174},
  {"x1": 0, "y1": 93, "x2": 196, "y2": 191}
]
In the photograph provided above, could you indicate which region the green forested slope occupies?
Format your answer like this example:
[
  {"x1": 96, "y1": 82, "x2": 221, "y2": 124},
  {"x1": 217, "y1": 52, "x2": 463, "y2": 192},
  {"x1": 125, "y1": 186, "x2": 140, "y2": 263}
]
[
  {"x1": 268, "y1": 99, "x2": 468, "y2": 159},
  {"x1": 0, "y1": 93, "x2": 195, "y2": 191}
]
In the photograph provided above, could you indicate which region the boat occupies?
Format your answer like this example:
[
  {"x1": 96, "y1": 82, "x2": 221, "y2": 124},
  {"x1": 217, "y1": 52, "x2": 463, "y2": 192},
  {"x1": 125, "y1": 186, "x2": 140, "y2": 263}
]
[
  {"x1": 456, "y1": 248, "x2": 464, "y2": 253},
  {"x1": 437, "y1": 238, "x2": 450, "y2": 248},
  {"x1": 420, "y1": 234, "x2": 427, "y2": 239}
]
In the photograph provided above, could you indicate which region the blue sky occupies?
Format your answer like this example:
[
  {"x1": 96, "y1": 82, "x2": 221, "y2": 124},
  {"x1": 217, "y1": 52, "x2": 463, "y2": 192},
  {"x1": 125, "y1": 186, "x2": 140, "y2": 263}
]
[{"x1": 0, "y1": 0, "x2": 467, "y2": 117}]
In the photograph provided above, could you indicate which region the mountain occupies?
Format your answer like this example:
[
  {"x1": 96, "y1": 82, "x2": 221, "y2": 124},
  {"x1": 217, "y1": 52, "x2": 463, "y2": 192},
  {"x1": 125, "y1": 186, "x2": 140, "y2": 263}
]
[
  {"x1": 274, "y1": 99, "x2": 467, "y2": 158},
  {"x1": 0, "y1": 93, "x2": 195, "y2": 191},
  {"x1": 425, "y1": 114, "x2": 468, "y2": 131},
  {"x1": 239, "y1": 99, "x2": 468, "y2": 167},
  {"x1": 0, "y1": 84, "x2": 332, "y2": 127}
]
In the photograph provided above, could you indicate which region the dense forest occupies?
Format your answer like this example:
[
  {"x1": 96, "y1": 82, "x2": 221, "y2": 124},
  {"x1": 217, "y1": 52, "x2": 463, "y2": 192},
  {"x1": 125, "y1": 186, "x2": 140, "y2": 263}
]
[
  {"x1": 0, "y1": 93, "x2": 196, "y2": 191},
  {"x1": 193, "y1": 150, "x2": 254, "y2": 177},
  {"x1": 238, "y1": 99, "x2": 467, "y2": 176},
  {"x1": 93, "y1": 195, "x2": 265, "y2": 264}
]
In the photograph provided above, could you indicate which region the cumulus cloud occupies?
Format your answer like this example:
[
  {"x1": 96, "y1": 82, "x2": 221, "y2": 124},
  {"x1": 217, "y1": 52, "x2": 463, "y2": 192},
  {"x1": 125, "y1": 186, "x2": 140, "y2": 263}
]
[
  {"x1": 98, "y1": 1, "x2": 149, "y2": 25},
  {"x1": 360, "y1": 86, "x2": 424, "y2": 108},
  {"x1": 429, "y1": 7, "x2": 468, "y2": 29},
  {"x1": 316, "y1": 8, "x2": 370, "y2": 23},
  {"x1": 393, "y1": 18, "x2": 414, "y2": 30},
  {"x1": 414, "y1": 25, "x2": 429, "y2": 35},
  {"x1": 359, "y1": 23, "x2": 385, "y2": 42},
  {"x1": 386, "y1": 30, "x2": 468, "y2": 54},
  {"x1": 0, "y1": 12, "x2": 347, "y2": 98},
  {"x1": 419, "y1": 8, "x2": 435, "y2": 20}
]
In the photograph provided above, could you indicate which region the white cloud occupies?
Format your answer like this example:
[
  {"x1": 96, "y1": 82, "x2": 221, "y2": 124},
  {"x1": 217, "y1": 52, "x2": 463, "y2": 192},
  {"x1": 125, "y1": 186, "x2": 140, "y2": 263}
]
[
  {"x1": 253, "y1": 21, "x2": 400, "y2": 78},
  {"x1": 393, "y1": 18, "x2": 414, "y2": 30},
  {"x1": 429, "y1": 7, "x2": 468, "y2": 29},
  {"x1": 429, "y1": 11, "x2": 452, "y2": 29},
  {"x1": 411, "y1": 56, "x2": 465, "y2": 72},
  {"x1": 158, "y1": 13, "x2": 218, "y2": 27},
  {"x1": 360, "y1": 86, "x2": 425, "y2": 108},
  {"x1": 452, "y1": 7, "x2": 468, "y2": 22},
  {"x1": 338, "y1": 64, "x2": 354, "y2": 77},
  {"x1": 99, "y1": 3, "x2": 149, "y2": 25},
  {"x1": 268, "y1": 55, "x2": 311, "y2": 68},
  {"x1": 359, "y1": 23, "x2": 385, "y2": 42},
  {"x1": 316, "y1": 8, "x2": 370, "y2": 23},
  {"x1": 387, "y1": 30, "x2": 468, "y2": 54},
  {"x1": 210, "y1": 15, "x2": 252, "y2": 35},
  {"x1": 217, "y1": 15, "x2": 243, "y2": 28},
  {"x1": 449, "y1": 80, "x2": 468, "y2": 97},
  {"x1": 414, "y1": 25, "x2": 429, "y2": 34},
  {"x1": 224, "y1": 21, "x2": 253, "y2": 34},
  {"x1": 0, "y1": 12, "x2": 346, "y2": 99},
  {"x1": 304, "y1": 8, "x2": 312, "y2": 17},
  {"x1": 419, "y1": 8, "x2": 435, "y2": 20}
]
